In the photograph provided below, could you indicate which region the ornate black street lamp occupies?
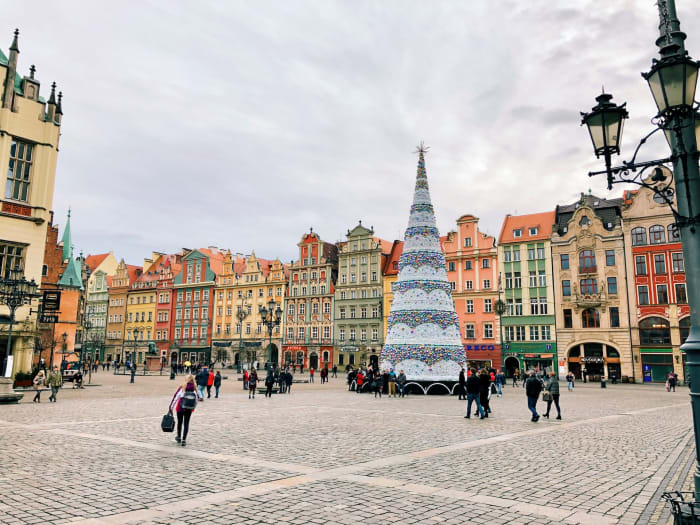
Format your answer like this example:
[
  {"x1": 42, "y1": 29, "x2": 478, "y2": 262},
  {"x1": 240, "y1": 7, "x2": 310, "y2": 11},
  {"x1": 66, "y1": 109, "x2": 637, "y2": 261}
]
[
  {"x1": 581, "y1": 0, "x2": 700, "y2": 503},
  {"x1": 0, "y1": 267, "x2": 39, "y2": 376},
  {"x1": 259, "y1": 298, "x2": 282, "y2": 371},
  {"x1": 236, "y1": 297, "x2": 249, "y2": 372}
]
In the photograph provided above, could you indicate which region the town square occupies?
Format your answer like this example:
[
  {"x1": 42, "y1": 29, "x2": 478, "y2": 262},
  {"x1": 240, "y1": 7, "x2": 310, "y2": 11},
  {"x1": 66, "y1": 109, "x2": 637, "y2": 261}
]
[{"x1": 2, "y1": 1, "x2": 700, "y2": 523}]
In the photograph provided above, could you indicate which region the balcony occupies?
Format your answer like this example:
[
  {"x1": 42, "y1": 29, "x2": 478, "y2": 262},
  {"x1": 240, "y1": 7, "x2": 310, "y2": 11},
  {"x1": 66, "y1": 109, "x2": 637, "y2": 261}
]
[
  {"x1": 573, "y1": 292, "x2": 605, "y2": 309},
  {"x1": 578, "y1": 265, "x2": 597, "y2": 275}
]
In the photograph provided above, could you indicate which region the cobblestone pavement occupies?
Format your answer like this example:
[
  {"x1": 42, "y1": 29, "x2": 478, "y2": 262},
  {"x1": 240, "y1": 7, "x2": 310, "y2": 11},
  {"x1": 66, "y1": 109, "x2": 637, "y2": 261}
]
[{"x1": 0, "y1": 372, "x2": 694, "y2": 524}]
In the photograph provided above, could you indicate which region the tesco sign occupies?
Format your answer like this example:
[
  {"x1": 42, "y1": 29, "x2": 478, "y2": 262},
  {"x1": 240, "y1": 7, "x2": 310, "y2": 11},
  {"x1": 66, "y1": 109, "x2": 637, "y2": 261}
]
[{"x1": 464, "y1": 344, "x2": 496, "y2": 351}]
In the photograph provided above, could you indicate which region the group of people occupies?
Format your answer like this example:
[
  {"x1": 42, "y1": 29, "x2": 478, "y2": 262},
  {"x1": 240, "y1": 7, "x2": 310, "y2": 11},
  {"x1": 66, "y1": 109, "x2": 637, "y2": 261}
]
[
  {"x1": 347, "y1": 367, "x2": 407, "y2": 397},
  {"x1": 31, "y1": 366, "x2": 63, "y2": 403},
  {"x1": 242, "y1": 367, "x2": 296, "y2": 398}
]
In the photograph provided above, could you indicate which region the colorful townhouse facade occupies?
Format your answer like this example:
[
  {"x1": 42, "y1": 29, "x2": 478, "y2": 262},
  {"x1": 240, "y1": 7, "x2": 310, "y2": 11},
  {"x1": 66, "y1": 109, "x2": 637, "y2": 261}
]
[
  {"x1": 622, "y1": 182, "x2": 690, "y2": 382},
  {"x1": 153, "y1": 253, "x2": 181, "y2": 364},
  {"x1": 442, "y1": 215, "x2": 501, "y2": 371},
  {"x1": 498, "y1": 212, "x2": 558, "y2": 377},
  {"x1": 283, "y1": 231, "x2": 337, "y2": 370},
  {"x1": 334, "y1": 223, "x2": 389, "y2": 370},
  {"x1": 124, "y1": 262, "x2": 158, "y2": 365},
  {"x1": 551, "y1": 193, "x2": 633, "y2": 381},
  {"x1": 83, "y1": 252, "x2": 118, "y2": 362},
  {"x1": 382, "y1": 241, "x2": 403, "y2": 344},
  {"x1": 105, "y1": 260, "x2": 142, "y2": 363},
  {"x1": 212, "y1": 252, "x2": 287, "y2": 369},
  {"x1": 1, "y1": 30, "x2": 64, "y2": 375},
  {"x1": 172, "y1": 248, "x2": 225, "y2": 365}
]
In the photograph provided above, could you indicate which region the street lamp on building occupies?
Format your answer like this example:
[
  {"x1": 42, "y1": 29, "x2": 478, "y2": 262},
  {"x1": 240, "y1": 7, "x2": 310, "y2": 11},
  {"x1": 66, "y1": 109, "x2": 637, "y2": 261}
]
[
  {"x1": 60, "y1": 332, "x2": 68, "y2": 371},
  {"x1": 259, "y1": 298, "x2": 282, "y2": 371},
  {"x1": 580, "y1": 0, "x2": 700, "y2": 504},
  {"x1": 236, "y1": 297, "x2": 249, "y2": 371},
  {"x1": 0, "y1": 267, "x2": 39, "y2": 376}
]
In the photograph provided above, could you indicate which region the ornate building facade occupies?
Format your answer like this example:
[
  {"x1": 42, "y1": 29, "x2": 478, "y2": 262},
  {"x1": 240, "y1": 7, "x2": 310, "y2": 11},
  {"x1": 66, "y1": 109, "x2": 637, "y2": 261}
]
[
  {"x1": 552, "y1": 194, "x2": 633, "y2": 381},
  {"x1": 105, "y1": 260, "x2": 142, "y2": 363},
  {"x1": 334, "y1": 223, "x2": 388, "y2": 370}
]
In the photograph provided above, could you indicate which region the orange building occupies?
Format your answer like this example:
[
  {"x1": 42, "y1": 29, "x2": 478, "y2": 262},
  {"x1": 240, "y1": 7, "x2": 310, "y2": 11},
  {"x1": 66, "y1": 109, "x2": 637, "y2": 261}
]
[
  {"x1": 105, "y1": 260, "x2": 142, "y2": 364},
  {"x1": 442, "y1": 215, "x2": 501, "y2": 370}
]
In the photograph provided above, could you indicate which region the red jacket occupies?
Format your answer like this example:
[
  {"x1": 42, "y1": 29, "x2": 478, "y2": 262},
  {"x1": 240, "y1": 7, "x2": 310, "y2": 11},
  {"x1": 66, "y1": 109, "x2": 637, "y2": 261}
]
[
  {"x1": 207, "y1": 371, "x2": 215, "y2": 386},
  {"x1": 243, "y1": 370, "x2": 249, "y2": 381}
]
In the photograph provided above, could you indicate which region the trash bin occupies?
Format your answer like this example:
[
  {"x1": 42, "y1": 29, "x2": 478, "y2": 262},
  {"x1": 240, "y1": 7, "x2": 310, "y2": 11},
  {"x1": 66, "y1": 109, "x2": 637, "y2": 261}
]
[
  {"x1": 601, "y1": 378, "x2": 606, "y2": 388},
  {"x1": 662, "y1": 492, "x2": 700, "y2": 524}
]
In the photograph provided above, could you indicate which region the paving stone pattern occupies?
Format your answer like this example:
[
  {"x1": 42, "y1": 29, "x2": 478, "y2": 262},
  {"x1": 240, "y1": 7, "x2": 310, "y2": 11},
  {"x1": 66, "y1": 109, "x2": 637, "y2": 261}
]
[{"x1": 0, "y1": 373, "x2": 694, "y2": 524}]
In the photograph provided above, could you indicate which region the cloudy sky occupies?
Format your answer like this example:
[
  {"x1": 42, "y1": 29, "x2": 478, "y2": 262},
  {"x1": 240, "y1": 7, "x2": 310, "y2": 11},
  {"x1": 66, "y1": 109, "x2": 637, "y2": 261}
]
[{"x1": 7, "y1": 1, "x2": 700, "y2": 264}]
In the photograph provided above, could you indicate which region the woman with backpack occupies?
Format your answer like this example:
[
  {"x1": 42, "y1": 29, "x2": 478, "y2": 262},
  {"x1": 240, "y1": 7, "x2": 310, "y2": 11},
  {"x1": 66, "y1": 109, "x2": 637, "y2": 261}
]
[
  {"x1": 248, "y1": 368, "x2": 258, "y2": 399},
  {"x1": 169, "y1": 374, "x2": 203, "y2": 447}
]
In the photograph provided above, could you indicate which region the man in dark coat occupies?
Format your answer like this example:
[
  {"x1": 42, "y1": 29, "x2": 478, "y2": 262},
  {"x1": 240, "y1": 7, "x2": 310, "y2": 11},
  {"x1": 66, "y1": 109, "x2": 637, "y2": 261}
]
[
  {"x1": 465, "y1": 369, "x2": 484, "y2": 419},
  {"x1": 525, "y1": 370, "x2": 543, "y2": 422},
  {"x1": 458, "y1": 368, "x2": 466, "y2": 400}
]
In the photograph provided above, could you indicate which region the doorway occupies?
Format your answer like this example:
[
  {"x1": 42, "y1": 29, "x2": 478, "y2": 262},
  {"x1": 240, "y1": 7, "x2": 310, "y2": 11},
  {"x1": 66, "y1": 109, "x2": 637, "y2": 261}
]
[
  {"x1": 504, "y1": 356, "x2": 519, "y2": 378},
  {"x1": 309, "y1": 352, "x2": 319, "y2": 370},
  {"x1": 370, "y1": 353, "x2": 379, "y2": 370}
]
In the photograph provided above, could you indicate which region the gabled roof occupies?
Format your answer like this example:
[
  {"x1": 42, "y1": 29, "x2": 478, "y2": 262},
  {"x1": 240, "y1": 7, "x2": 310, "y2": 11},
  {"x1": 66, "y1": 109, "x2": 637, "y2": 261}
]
[
  {"x1": 383, "y1": 240, "x2": 403, "y2": 276},
  {"x1": 126, "y1": 265, "x2": 142, "y2": 284},
  {"x1": 85, "y1": 253, "x2": 109, "y2": 271},
  {"x1": 554, "y1": 193, "x2": 623, "y2": 235},
  {"x1": 106, "y1": 275, "x2": 113, "y2": 288},
  {"x1": 498, "y1": 211, "x2": 556, "y2": 244}
]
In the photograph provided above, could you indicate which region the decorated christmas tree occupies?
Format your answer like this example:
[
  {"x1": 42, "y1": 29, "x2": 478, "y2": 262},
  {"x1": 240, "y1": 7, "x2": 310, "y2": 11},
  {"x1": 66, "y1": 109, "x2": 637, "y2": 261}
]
[{"x1": 380, "y1": 145, "x2": 466, "y2": 381}]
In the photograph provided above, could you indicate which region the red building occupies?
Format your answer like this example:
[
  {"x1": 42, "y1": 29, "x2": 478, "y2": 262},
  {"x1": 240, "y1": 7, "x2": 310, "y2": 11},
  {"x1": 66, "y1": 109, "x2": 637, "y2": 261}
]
[
  {"x1": 441, "y1": 215, "x2": 501, "y2": 370},
  {"x1": 149, "y1": 253, "x2": 182, "y2": 363},
  {"x1": 623, "y1": 186, "x2": 690, "y2": 382},
  {"x1": 283, "y1": 230, "x2": 338, "y2": 370}
]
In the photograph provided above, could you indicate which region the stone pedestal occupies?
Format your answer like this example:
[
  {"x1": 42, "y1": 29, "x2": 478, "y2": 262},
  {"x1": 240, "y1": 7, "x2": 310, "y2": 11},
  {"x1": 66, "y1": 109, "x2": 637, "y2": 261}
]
[
  {"x1": 0, "y1": 377, "x2": 24, "y2": 404},
  {"x1": 145, "y1": 355, "x2": 162, "y2": 372}
]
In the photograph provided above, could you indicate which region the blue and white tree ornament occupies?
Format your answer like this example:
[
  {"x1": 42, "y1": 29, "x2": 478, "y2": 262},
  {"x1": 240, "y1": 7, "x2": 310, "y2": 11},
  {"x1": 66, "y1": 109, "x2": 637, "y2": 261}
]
[{"x1": 380, "y1": 144, "x2": 466, "y2": 380}]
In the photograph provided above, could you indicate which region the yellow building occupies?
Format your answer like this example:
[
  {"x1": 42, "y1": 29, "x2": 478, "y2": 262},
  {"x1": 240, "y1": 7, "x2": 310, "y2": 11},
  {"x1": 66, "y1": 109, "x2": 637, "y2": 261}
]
[
  {"x1": 124, "y1": 261, "x2": 158, "y2": 364},
  {"x1": 1, "y1": 31, "x2": 63, "y2": 375},
  {"x1": 382, "y1": 241, "x2": 402, "y2": 340},
  {"x1": 212, "y1": 251, "x2": 287, "y2": 368}
]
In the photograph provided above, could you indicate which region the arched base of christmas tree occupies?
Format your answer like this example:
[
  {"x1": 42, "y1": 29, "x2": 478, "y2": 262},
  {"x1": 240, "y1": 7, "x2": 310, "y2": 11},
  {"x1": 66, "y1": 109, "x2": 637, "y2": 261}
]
[
  {"x1": 380, "y1": 358, "x2": 462, "y2": 383},
  {"x1": 403, "y1": 380, "x2": 460, "y2": 396}
]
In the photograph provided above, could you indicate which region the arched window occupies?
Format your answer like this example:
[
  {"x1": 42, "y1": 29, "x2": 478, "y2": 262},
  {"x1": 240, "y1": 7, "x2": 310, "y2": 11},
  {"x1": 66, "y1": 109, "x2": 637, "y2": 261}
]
[
  {"x1": 632, "y1": 227, "x2": 647, "y2": 246},
  {"x1": 296, "y1": 351, "x2": 304, "y2": 364},
  {"x1": 606, "y1": 347, "x2": 620, "y2": 358},
  {"x1": 568, "y1": 347, "x2": 580, "y2": 358},
  {"x1": 639, "y1": 317, "x2": 671, "y2": 345},
  {"x1": 649, "y1": 225, "x2": 665, "y2": 244},
  {"x1": 582, "y1": 308, "x2": 600, "y2": 328},
  {"x1": 668, "y1": 223, "x2": 681, "y2": 241},
  {"x1": 680, "y1": 317, "x2": 691, "y2": 344},
  {"x1": 322, "y1": 350, "x2": 330, "y2": 362},
  {"x1": 579, "y1": 250, "x2": 596, "y2": 269}
]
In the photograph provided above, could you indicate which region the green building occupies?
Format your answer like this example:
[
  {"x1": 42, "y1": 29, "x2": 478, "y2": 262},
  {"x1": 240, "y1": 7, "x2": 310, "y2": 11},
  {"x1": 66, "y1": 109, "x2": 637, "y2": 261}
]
[{"x1": 498, "y1": 212, "x2": 558, "y2": 377}]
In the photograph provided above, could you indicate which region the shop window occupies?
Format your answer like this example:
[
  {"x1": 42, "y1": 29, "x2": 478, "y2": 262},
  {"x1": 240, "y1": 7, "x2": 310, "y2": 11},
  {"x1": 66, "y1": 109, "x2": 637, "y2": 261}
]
[
  {"x1": 639, "y1": 317, "x2": 671, "y2": 345},
  {"x1": 582, "y1": 308, "x2": 600, "y2": 328},
  {"x1": 631, "y1": 227, "x2": 647, "y2": 246}
]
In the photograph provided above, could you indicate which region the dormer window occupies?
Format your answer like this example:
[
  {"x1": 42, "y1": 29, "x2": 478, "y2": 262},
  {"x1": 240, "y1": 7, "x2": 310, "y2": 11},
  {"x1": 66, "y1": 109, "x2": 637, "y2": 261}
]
[
  {"x1": 579, "y1": 216, "x2": 590, "y2": 226},
  {"x1": 513, "y1": 229, "x2": 522, "y2": 238},
  {"x1": 528, "y1": 227, "x2": 538, "y2": 236}
]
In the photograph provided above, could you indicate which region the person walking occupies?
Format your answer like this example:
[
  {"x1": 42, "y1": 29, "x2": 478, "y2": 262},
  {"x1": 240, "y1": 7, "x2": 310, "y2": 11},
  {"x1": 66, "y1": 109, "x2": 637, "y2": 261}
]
[
  {"x1": 478, "y1": 369, "x2": 491, "y2": 417},
  {"x1": 169, "y1": 374, "x2": 203, "y2": 447},
  {"x1": 47, "y1": 366, "x2": 62, "y2": 403},
  {"x1": 130, "y1": 362, "x2": 136, "y2": 383},
  {"x1": 206, "y1": 368, "x2": 215, "y2": 398},
  {"x1": 525, "y1": 371, "x2": 542, "y2": 422},
  {"x1": 668, "y1": 372, "x2": 677, "y2": 392},
  {"x1": 285, "y1": 369, "x2": 293, "y2": 394},
  {"x1": 566, "y1": 371, "x2": 574, "y2": 391},
  {"x1": 214, "y1": 371, "x2": 222, "y2": 398},
  {"x1": 513, "y1": 369, "x2": 520, "y2": 387},
  {"x1": 356, "y1": 370, "x2": 364, "y2": 394},
  {"x1": 265, "y1": 370, "x2": 274, "y2": 398},
  {"x1": 496, "y1": 370, "x2": 505, "y2": 397},
  {"x1": 332, "y1": 365, "x2": 337, "y2": 378},
  {"x1": 543, "y1": 372, "x2": 561, "y2": 420},
  {"x1": 458, "y1": 368, "x2": 467, "y2": 400},
  {"x1": 196, "y1": 367, "x2": 209, "y2": 399},
  {"x1": 465, "y1": 368, "x2": 485, "y2": 419},
  {"x1": 248, "y1": 368, "x2": 258, "y2": 399},
  {"x1": 397, "y1": 370, "x2": 407, "y2": 398},
  {"x1": 243, "y1": 369, "x2": 249, "y2": 390},
  {"x1": 309, "y1": 367, "x2": 315, "y2": 383},
  {"x1": 32, "y1": 370, "x2": 46, "y2": 403},
  {"x1": 388, "y1": 369, "x2": 397, "y2": 398}
]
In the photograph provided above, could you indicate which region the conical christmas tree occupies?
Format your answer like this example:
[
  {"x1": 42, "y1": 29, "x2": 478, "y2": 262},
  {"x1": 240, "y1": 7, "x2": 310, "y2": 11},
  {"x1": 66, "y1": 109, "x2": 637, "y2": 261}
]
[{"x1": 380, "y1": 146, "x2": 466, "y2": 381}]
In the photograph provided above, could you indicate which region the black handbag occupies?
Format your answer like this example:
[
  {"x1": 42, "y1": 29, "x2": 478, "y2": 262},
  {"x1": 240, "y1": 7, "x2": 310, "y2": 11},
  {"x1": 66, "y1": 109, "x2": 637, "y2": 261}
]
[{"x1": 161, "y1": 410, "x2": 175, "y2": 432}]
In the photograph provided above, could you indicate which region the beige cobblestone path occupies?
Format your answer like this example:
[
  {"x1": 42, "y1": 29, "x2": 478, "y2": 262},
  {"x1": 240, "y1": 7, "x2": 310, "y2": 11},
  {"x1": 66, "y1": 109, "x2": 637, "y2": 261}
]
[{"x1": 0, "y1": 372, "x2": 693, "y2": 524}]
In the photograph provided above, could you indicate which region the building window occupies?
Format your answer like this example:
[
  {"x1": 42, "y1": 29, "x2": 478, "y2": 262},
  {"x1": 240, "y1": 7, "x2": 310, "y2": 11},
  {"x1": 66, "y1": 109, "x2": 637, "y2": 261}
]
[
  {"x1": 560, "y1": 254, "x2": 569, "y2": 270},
  {"x1": 0, "y1": 241, "x2": 26, "y2": 278},
  {"x1": 676, "y1": 283, "x2": 687, "y2": 304},
  {"x1": 635, "y1": 256, "x2": 647, "y2": 275},
  {"x1": 542, "y1": 326, "x2": 551, "y2": 340},
  {"x1": 483, "y1": 279, "x2": 491, "y2": 289},
  {"x1": 638, "y1": 285, "x2": 650, "y2": 305},
  {"x1": 299, "y1": 303, "x2": 305, "y2": 315},
  {"x1": 529, "y1": 227, "x2": 538, "y2": 236},
  {"x1": 562, "y1": 280, "x2": 571, "y2": 296},
  {"x1": 464, "y1": 324, "x2": 475, "y2": 339},
  {"x1": 514, "y1": 299, "x2": 523, "y2": 316},
  {"x1": 579, "y1": 250, "x2": 596, "y2": 270},
  {"x1": 580, "y1": 278, "x2": 597, "y2": 295},
  {"x1": 537, "y1": 247, "x2": 545, "y2": 259},
  {"x1": 538, "y1": 271, "x2": 546, "y2": 287},
  {"x1": 649, "y1": 224, "x2": 665, "y2": 244},
  {"x1": 324, "y1": 302, "x2": 331, "y2": 314},
  {"x1": 605, "y1": 250, "x2": 616, "y2": 266},
  {"x1": 503, "y1": 251, "x2": 511, "y2": 263},
  {"x1": 515, "y1": 326, "x2": 525, "y2": 341},
  {"x1": 505, "y1": 273, "x2": 512, "y2": 289},
  {"x1": 465, "y1": 237, "x2": 472, "y2": 247},
  {"x1": 607, "y1": 277, "x2": 617, "y2": 295},
  {"x1": 349, "y1": 329, "x2": 356, "y2": 341},
  {"x1": 539, "y1": 297, "x2": 547, "y2": 315},
  {"x1": 582, "y1": 308, "x2": 600, "y2": 328},
  {"x1": 466, "y1": 300, "x2": 474, "y2": 313},
  {"x1": 465, "y1": 280, "x2": 473, "y2": 290},
  {"x1": 654, "y1": 254, "x2": 666, "y2": 274},
  {"x1": 610, "y1": 307, "x2": 620, "y2": 328},
  {"x1": 339, "y1": 329, "x2": 345, "y2": 342},
  {"x1": 529, "y1": 326, "x2": 540, "y2": 341},
  {"x1": 672, "y1": 252, "x2": 684, "y2": 272},
  {"x1": 514, "y1": 272, "x2": 521, "y2": 288},
  {"x1": 372, "y1": 328, "x2": 378, "y2": 341},
  {"x1": 530, "y1": 298, "x2": 539, "y2": 315},
  {"x1": 668, "y1": 223, "x2": 681, "y2": 241},
  {"x1": 484, "y1": 299, "x2": 492, "y2": 313},
  {"x1": 361, "y1": 307, "x2": 367, "y2": 318},
  {"x1": 449, "y1": 281, "x2": 456, "y2": 290},
  {"x1": 350, "y1": 307, "x2": 356, "y2": 319},
  {"x1": 311, "y1": 327, "x2": 318, "y2": 339},
  {"x1": 372, "y1": 307, "x2": 378, "y2": 318},
  {"x1": 505, "y1": 326, "x2": 514, "y2": 341},
  {"x1": 448, "y1": 261, "x2": 455, "y2": 272},
  {"x1": 482, "y1": 259, "x2": 490, "y2": 269},
  {"x1": 529, "y1": 272, "x2": 537, "y2": 288},
  {"x1": 657, "y1": 284, "x2": 669, "y2": 304},
  {"x1": 465, "y1": 260, "x2": 472, "y2": 270},
  {"x1": 563, "y1": 309, "x2": 573, "y2": 328},
  {"x1": 339, "y1": 308, "x2": 346, "y2": 319},
  {"x1": 513, "y1": 229, "x2": 522, "y2": 238},
  {"x1": 312, "y1": 302, "x2": 319, "y2": 314},
  {"x1": 360, "y1": 329, "x2": 366, "y2": 341},
  {"x1": 632, "y1": 227, "x2": 647, "y2": 246},
  {"x1": 640, "y1": 317, "x2": 670, "y2": 344},
  {"x1": 5, "y1": 139, "x2": 34, "y2": 202},
  {"x1": 528, "y1": 247, "x2": 536, "y2": 260},
  {"x1": 324, "y1": 326, "x2": 330, "y2": 339}
]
